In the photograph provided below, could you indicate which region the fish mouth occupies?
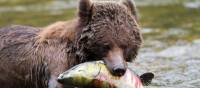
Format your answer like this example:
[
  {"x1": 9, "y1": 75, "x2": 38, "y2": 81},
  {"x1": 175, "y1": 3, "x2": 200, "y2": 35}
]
[{"x1": 57, "y1": 74, "x2": 65, "y2": 84}]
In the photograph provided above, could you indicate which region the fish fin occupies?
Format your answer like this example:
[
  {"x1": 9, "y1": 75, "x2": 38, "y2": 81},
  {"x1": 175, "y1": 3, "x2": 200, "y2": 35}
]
[{"x1": 140, "y1": 72, "x2": 154, "y2": 86}]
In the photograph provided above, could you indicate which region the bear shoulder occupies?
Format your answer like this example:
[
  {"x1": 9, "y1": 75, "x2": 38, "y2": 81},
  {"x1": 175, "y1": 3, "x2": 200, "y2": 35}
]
[{"x1": 37, "y1": 20, "x2": 77, "y2": 43}]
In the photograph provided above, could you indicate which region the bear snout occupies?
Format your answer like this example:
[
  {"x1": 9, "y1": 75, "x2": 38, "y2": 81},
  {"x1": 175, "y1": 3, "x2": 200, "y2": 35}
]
[{"x1": 104, "y1": 46, "x2": 127, "y2": 76}]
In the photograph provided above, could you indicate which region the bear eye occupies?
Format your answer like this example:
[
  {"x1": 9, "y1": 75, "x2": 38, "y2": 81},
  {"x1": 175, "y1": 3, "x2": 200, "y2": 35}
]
[
  {"x1": 97, "y1": 44, "x2": 110, "y2": 55},
  {"x1": 87, "y1": 43, "x2": 111, "y2": 59},
  {"x1": 125, "y1": 54, "x2": 133, "y2": 62},
  {"x1": 103, "y1": 43, "x2": 111, "y2": 51},
  {"x1": 98, "y1": 43, "x2": 110, "y2": 57},
  {"x1": 120, "y1": 44, "x2": 127, "y2": 50},
  {"x1": 124, "y1": 48, "x2": 134, "y2": 62}
]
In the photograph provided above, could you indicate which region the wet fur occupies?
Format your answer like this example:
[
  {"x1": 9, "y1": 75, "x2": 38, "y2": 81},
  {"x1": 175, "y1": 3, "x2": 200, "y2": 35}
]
[{"x1": 0, "y1": 0, "x2": 142, "y2": 88}]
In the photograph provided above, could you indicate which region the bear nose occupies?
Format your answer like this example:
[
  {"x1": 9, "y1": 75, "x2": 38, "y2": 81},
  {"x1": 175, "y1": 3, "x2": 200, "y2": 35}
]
[{"x1": 112, "y1": 66, "x2": 126, "y2": 76}]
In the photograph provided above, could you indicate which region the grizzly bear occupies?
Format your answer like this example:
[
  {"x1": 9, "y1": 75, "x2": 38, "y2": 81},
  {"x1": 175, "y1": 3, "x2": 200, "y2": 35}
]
[{"x1": 0, "y1": 0, "x2": 142, "y2": 88}]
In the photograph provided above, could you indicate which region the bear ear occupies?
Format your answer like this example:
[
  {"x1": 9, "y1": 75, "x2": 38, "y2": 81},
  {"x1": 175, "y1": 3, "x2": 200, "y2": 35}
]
[
  {"x1": 120, "y1": 0, "x2": 138, "y2": 21},
  {"x1": 78, "y1": 0, "x2": 93, "y2": 22}
]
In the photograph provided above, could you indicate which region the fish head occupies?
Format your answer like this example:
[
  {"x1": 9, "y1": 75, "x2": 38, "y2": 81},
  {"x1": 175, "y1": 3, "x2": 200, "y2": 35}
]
[{"x1": 57, "y1": 62, "x2": 102, "y2": 86}]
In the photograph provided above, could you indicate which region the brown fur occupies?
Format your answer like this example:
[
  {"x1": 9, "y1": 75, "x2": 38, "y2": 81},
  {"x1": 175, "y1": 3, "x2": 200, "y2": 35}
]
[
  {"x1": 38, "y1": 20, "x2": 77, "y2": 43},
  {"x1": 0, "y1": 0, "x2": 142, "y2": 88}
]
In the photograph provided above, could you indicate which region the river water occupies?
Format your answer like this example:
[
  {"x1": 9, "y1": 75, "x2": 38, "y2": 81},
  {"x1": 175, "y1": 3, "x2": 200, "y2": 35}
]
[
  {"x1": 0, "y1": 0, "x2": 200, "y2": 88},
  {"x1": 134, "y1": 29, "x2": 200, "y2": 88}
]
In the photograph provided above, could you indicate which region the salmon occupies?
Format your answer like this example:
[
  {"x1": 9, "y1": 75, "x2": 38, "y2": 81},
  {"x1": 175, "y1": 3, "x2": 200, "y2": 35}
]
[{"x1": 57, "y1": 61, "x2": 147, "y2": 88}]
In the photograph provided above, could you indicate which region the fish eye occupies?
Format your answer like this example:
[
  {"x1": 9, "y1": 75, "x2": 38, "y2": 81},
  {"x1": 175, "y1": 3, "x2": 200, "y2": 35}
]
[{"x1": 78, "y1": 70, "x2": 85, "y2": 72}]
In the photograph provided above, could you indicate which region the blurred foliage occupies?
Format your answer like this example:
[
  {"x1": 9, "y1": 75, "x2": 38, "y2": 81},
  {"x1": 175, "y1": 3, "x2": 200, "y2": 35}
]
[
  {"x1": 0, "y1": 0, "x2": 199, "y2": 41},
  {"x1": 0, "y1": 8, "x2": 76, "y2": 27},
  {"x1": 139, "y1": 4, "x2": 200, "y2": 41},
  {"x1": 138, "y1": 4, "x2": 200, "y2": 29},
  {"x1": 0, "y1": 0, "x2": 52, "y2": 6}
]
